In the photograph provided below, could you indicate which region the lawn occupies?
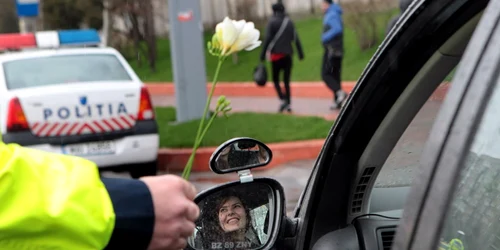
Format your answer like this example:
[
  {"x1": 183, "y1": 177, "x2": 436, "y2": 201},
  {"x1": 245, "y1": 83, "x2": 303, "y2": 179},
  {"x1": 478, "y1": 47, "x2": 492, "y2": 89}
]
[
  {"x1": 155, "y1": 107, "x2": 333, "y2": 148},
  {"x1": 130, "y1": 10, "x2": 397, "y2": 82}
]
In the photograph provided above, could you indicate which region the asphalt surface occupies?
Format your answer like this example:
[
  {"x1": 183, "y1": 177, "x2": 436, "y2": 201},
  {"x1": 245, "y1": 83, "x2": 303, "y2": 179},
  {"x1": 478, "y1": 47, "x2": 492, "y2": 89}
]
[{"x1": 102, "y1": 160, "x2": 315, "y2": 216}]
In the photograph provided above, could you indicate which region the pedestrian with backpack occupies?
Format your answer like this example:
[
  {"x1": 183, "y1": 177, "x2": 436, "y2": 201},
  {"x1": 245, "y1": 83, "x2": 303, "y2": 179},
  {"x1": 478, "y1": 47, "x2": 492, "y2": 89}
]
[{"x1": 260, "y1": 1, "x2": 304, "y2": 113}]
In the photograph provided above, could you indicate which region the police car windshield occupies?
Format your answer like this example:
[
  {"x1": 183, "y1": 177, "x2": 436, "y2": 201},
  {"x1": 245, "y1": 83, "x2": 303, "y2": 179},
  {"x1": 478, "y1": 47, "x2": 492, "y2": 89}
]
[{"x1": 3, "y1": 54, "x2": 132, "y2": 90}]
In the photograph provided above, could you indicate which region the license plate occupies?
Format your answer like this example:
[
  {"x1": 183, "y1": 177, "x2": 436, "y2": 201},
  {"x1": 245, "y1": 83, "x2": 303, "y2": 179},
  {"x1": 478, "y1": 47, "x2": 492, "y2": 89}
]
[{"x1": 63, "y1": 141, "x2": 116, "y2": 156}]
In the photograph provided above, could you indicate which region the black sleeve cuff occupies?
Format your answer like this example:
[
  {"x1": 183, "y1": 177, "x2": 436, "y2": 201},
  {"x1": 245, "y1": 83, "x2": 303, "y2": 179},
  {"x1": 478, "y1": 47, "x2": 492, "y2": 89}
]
[{"x1": 102, "y1": 177, "x2": 155, "y2": 250}]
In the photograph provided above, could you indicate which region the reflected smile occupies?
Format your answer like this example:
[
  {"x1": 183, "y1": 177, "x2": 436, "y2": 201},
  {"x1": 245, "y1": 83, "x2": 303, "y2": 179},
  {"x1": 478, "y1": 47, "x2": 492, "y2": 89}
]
[{"x1": 227, "y1": 218, "x2": 240, "y2": 224}]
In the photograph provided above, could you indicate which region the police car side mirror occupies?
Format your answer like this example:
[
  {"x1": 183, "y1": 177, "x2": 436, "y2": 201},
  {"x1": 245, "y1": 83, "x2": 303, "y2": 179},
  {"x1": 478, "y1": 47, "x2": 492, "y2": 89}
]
[
  {"x1": 186, "y1": 178, "x2": 286, "y2": 250},
  {"x1": 209, "y1": 138, "x2": 272, "y2": 175}
]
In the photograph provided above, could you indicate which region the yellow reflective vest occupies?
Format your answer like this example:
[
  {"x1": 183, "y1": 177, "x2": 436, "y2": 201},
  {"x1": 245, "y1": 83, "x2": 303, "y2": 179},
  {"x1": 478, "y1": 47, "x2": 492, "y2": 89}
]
[{"x1": 0, "y1": 142, "x2": 115, "y2": 249}]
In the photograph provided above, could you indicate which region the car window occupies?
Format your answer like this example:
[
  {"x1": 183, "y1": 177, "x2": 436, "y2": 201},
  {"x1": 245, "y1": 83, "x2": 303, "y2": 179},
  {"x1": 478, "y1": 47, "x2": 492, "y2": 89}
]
[
  {"x1": 3, "y1": 54, "x2": 132, "y2": 90},
  {"x1": 374, "y1": 77, "x2": 454, "y2": 187},
  {"x1": 250, "y1": 205, "x2": 270, "y2": 243},
  {"x1": 436, "y1": 75, "x2": 500, "y2": 249}
]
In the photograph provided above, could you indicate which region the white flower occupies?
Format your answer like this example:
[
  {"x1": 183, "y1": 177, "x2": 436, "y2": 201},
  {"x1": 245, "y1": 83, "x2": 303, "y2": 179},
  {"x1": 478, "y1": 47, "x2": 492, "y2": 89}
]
[{"x1": 214, "y1": 17, "x2": 261, "y2": 56}]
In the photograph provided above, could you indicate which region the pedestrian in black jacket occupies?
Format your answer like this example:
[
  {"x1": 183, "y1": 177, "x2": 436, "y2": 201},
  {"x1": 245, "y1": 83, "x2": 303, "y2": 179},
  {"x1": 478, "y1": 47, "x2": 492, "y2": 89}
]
[{"x1": 260, "y1": 2, "x2": 304, "y2": 113}]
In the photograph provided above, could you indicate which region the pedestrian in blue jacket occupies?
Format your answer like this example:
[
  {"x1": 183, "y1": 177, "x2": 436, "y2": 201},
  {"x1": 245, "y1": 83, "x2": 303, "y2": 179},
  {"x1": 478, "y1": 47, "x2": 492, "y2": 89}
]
[{"x1": 321, "y1": 0, "x2": 348, "y2": 110}]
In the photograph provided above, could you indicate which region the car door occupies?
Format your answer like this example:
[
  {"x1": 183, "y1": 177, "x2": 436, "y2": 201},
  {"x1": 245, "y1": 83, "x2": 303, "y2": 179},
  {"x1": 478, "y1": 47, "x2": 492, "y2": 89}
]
[
  {"x1": 393, "y1": 0, "x2": 500, "y2": 249},
  {"x1": 289, "y1": 0, "x2": 489, "y2": 249}
]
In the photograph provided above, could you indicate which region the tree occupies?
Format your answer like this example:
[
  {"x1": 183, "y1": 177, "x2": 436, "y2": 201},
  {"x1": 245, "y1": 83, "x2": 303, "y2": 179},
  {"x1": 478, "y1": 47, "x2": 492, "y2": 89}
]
[
  {"x1": 310, "y1": 0, "x2": 316, "y2": 14},
  {"x1": 105, "y1": 0, "x2": 157, "y2": 71},
  {"x1": 342, "y1": 0, "x2": 394, "y2": 51},
  {"x1": 141, "y1": 0, "x2": 157, "y2": 71},
  {"x1": 42, "y1": 0, "x2": 103, "y2": 30},
  {"x1": 0, "y1": 0, "x2": 19, "y2": 33},
  {"x1": 76, "y1": 0, "x2": 104, "y2": 29},
  {"x1": 102, "y1": 0, "x2": 112, "y2": 46},
  {"x1": 41, "y1": 0, "x2": 157, "y2": 72}
]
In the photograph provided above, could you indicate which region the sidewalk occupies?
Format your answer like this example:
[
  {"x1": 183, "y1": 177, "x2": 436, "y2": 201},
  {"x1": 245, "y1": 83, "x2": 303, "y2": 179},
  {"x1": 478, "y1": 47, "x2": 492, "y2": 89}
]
[
  {"x1": 148, "y1": 82, "x2": 449, "y2": 120},
  {"x1": 151, "y1": 95, "x2": 340, "y2": 120}
]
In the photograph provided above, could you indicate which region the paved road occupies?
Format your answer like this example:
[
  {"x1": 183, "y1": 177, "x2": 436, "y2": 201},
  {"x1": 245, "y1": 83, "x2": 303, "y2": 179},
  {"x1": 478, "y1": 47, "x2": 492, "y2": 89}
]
[{"x1": 102, "y1": 160, "x2": 315, "y2": 216}]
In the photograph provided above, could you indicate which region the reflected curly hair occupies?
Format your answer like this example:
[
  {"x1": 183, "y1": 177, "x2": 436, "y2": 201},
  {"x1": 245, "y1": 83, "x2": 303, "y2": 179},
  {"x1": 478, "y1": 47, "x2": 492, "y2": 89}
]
[{"x1": 199, "y1": 189, "x2": 254, "y2": 246}]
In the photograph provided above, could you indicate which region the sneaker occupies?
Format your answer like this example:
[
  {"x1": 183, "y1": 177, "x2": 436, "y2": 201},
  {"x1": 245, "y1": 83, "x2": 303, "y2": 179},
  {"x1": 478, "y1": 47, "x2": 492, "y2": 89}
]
[
  {"x1": 330, "y1": 90, "x2": 348, "y2": 110},
  {"x1": 279, "y1": 101, "x2": 288, "y2": 113},
  {"x1": 336, "y1": 90, "x2": 347, "y2": 103},
  {"x1": 336, "y1": 90, "x2": 348, "y2": 107},
  {"x1": 330, "y1": 102, "x2": 340, "y2": 110}
]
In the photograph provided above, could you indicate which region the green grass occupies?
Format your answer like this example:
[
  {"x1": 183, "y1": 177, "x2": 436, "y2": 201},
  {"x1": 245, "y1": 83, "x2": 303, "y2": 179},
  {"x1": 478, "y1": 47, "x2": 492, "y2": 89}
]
[
  {"x1": 130, "y1": 10, "x2": 397, "y2": 82},
  {"x1": 155, "y1": 107, "x2": 333, "y2": 148}
]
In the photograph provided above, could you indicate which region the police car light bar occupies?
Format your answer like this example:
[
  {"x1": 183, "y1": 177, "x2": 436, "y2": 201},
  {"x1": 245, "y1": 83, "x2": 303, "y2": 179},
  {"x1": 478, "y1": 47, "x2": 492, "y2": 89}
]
[{"x1": 0, "y1": 29, "x2": 101, "y2": 51}]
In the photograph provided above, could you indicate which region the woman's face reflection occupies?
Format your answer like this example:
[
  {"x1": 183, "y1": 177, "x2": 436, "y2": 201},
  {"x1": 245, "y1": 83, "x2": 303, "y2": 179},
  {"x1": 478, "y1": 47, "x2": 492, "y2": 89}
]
[{"x1": 218, "y1": 196, "x2": 247, "y2": 233}]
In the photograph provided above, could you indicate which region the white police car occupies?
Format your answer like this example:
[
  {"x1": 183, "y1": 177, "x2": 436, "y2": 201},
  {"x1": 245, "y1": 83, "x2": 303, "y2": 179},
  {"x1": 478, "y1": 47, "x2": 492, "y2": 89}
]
[{"x1": 0, "y1": 29, "x2": 159, "y2": 178}]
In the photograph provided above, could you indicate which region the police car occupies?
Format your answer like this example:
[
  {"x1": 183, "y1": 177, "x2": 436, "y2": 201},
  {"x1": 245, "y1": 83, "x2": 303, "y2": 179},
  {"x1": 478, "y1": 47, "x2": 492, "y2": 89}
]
[{"x1": 0, "y1": 29, "x2": 159, "y2": 178}]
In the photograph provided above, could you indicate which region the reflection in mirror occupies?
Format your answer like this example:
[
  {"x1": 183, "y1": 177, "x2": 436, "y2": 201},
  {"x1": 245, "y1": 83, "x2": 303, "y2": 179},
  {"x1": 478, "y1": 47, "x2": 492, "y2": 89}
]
[
  {"x1": 214, "y1": 139, "x2": 271, "y2": 172},
  {"x1": 188, "y1": 183, "x2": 274, "y2": 250}
]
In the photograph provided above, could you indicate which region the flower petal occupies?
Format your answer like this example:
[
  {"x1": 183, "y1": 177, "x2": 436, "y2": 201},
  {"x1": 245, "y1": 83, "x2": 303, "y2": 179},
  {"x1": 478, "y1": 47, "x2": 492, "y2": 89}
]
[
  {"x1": 232, "y1": 19, "x2": 246, "y2": 35},
  {"x1": 215, "y1": 22, "x2": 225, "y2": 47},
  {"x1": 229, "y1": 22, "x2": 261, "y2": 52},
  {"x1": 220, "y1": 17, "x2": 238, "y2": 48},
  {"x1": 244, "y1": 41, "x2": 262, "y2": 51}
]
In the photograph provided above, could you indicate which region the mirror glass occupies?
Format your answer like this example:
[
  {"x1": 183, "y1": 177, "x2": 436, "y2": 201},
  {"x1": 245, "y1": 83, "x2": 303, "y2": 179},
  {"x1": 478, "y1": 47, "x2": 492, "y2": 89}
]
[
  {"x1": 188, "y1": 183, "x2": 275, "y2": 250},
  {"x1": 212, "y1": 139, "x2": 271, "y2": 173}
]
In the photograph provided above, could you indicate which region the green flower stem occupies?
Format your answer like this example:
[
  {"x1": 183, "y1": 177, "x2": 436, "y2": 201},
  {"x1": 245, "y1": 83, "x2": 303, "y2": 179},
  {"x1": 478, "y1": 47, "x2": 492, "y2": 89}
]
[
  {"x1": 182, "y1": 57, "x2": 226, "y2": 180},
  {"x1": 196, "y1": 111, "x2": 218, "y2": 147},
  {"x1": 182, "y1": 146, "x2": 197, "y2": 179},
  {"x1": 181, "y1": 110, "x2": 219, "y2": 179}
]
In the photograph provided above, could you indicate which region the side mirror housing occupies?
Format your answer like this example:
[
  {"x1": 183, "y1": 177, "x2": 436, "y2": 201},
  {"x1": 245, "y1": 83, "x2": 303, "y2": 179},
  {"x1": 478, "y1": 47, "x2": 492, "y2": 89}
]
[
  {"x1": 186, "y1": 178, "x2": 286, "y2": 250},
  {"x1": 209, "y1": 137, "x2": 273, "y2": 175}
]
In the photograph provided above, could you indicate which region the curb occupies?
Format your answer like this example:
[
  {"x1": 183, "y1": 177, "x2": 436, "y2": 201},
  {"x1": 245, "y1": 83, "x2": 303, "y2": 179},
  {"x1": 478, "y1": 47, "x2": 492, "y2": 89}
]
[
  {"x1": 152, "y1": 82, "x2": 450, "y2": 172},
  {"x1": 157, "y1": 139, "x2": 325, "y2": 172}
]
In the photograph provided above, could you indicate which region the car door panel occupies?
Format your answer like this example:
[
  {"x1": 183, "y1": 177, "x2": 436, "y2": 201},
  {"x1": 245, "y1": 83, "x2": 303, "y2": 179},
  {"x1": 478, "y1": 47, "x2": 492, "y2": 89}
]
[
  {"x1": 393, "y1": 0, "x2": 500, "y2": 248},
  {"x1": 369, "y1": 187, "x2": 411, "y2": 213},
  {"x1": 293, "y1": 0, "x2": 490, "y2": 249}
]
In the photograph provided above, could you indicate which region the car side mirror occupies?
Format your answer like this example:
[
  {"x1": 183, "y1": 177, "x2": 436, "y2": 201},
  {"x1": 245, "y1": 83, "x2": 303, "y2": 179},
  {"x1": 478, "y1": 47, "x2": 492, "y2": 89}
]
[
  {"x1": 186, "y1": 178, "x2": 285, "y2": 250},
  {"x1": 209, "y1": 137, "x2": 273, "y2": 175}
]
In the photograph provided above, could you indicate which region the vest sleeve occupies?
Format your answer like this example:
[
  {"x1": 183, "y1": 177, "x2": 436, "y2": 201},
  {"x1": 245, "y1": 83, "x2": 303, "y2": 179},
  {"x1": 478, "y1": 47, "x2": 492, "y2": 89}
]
[
  {"x1": 101, "y1": 177, "x2": 155, "y2": 250},
  {"x1": 0, "y1": 143, "x2": 115, "y2": 250}
]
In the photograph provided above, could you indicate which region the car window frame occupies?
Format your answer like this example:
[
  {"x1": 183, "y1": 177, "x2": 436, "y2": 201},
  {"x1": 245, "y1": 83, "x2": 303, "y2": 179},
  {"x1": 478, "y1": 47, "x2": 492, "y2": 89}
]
[
  {"x1": 392, "y1": 0, "x2": 500, "y2": 249},
  {"x1": 291, "y1": 0, "x2": 490, "y2": 249}
]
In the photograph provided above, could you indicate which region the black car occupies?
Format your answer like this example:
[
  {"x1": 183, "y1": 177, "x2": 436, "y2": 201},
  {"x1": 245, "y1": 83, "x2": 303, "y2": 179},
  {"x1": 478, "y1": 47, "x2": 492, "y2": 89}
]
[{"x1": 188, "y1": 0, "x2": 500, "y2": 249}]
